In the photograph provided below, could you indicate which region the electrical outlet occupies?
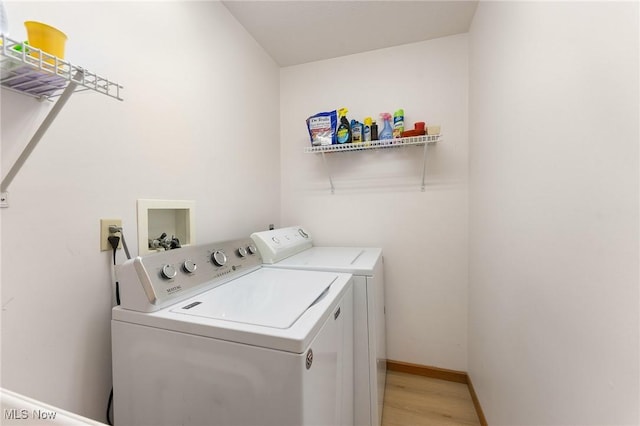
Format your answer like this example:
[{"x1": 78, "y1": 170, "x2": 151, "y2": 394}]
[{"x1": 101, "y1": 219, "x2": 122, "y2": 251}]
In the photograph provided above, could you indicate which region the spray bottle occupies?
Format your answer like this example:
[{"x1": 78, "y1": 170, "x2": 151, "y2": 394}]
[
  {"x1": 336, "y1": 107, "x2": 352, "y2": 144},
  {"x1": 379, "y1": 112, "x2": 393, "y2": 141}
]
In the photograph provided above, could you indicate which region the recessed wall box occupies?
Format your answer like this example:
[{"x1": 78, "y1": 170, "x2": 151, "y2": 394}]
[{"x1": 137, "y1": 199, "x2": 195, "y2": 255}]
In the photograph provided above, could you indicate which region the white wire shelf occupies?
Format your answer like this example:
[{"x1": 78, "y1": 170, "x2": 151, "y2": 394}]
[
  {"x1": 305, "y1": 133, "x2": 442, "y2": 193},
  {"x1": 0, "y1": 33, "x2": 123, "y2": 101},
  {"x1": 1, "y1": 33, "x2": 124, "y2": 203},
  {"x1": 304, "y1": 134, "x2": 441, "y2": 153}
]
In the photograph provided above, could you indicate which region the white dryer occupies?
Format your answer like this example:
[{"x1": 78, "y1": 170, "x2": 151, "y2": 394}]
[
  {"x1": 251, "y1": 227, "x2": 386, "y2": 426},
  {"x1": 112, "y1": 237, "x2": 354, "y2": 426}
]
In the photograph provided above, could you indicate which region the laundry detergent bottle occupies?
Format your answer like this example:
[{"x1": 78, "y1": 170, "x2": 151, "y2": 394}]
[
  {"x1": 336, "y1": 108, "x2": 352, "y2": 144},
  {"x1": 379, "y1": 112, "x2": 393, "y2": 140}
]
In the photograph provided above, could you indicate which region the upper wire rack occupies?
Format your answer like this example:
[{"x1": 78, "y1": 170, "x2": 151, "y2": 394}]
[{"x1": 0, "y1": 33, "x2": 123, "y2": 101}]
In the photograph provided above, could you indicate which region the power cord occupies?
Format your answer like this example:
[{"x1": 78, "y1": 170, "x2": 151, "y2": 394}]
[
  {"x1": 108, "y1": 236, "x2": 121, "y2": 306},
  {"x1": 106, "y1": 389, "x2": 114, "y2": 426},
  {"x1": 106, "y1": 236, "x2": 120, "y2": 426},
  {"x1": 108, "y1": 226, "x2": 131, "y2": 260}
]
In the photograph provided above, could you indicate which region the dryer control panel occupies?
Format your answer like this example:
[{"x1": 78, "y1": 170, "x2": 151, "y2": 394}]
[
  {"x1": 250, "y1": 226, "x2": 314, "y2": 264},
  {"x1": 115, "y1": 238, "x2": 262, "y2": 312}
]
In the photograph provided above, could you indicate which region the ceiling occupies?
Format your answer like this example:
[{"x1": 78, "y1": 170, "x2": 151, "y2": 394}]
[{"x1": 222, "y1": 0, "x2": 478, "y2": 67}]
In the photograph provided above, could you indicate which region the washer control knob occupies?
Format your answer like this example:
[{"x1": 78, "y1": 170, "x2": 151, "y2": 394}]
[
  {"x1": 211, "y1": 250, "x2": 227, "y2": 267},
  {"x1": 247, "y1": 244, "x2": 258, "y2": 255},
  {"x1": 237, "y1": 247, "x2": 248, "y2": 257},
  {"x1": 272, "y1": 237, "x2": 280, "y2": 244},
  {"x1": 161, "y1": 264, "x2": 177, "y2": 279},
  {"x1": 298, "y1": 228, "x2": 309, "y2": 238},
  {"x1": 182, "y1": 260, "x2": 197, "y2": 274}
]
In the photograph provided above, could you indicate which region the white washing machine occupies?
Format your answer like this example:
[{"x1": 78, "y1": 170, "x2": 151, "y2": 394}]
[
  {"x1": 112, "y1": 237, "x2": 354, "y2": 426},
  {"x1": 251, "y1": 227, "x2": 386, "y2": 426}
]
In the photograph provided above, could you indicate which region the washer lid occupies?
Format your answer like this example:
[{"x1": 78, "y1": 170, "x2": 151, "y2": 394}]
[
  {"x1": 289, "y1": 247, "x2": 366, "y2": 265},
  {"x1": 273, "y1": 247, "x2": 382, "y2": 274},
  {"x1": 170, "y1": 268, "x2": 336, "y2": 329}
]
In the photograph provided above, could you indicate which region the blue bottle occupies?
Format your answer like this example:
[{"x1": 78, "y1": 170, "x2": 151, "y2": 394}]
[{"x1": 351, "y1": 119, "x2": 363, "y2": 143}]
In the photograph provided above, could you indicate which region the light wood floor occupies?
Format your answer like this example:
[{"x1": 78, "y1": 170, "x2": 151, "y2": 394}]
[{"x1": 382, "y1": 370, "x2": 481, "y2": 426}]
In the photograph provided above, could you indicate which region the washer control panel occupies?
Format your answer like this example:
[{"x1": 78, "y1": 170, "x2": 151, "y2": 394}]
[
  {"x1": 115, "y1": 238, "x2": 262, "y2": 312},
  {"x1": 250, "y1": 225, "x2": 313, "y2": 264}
]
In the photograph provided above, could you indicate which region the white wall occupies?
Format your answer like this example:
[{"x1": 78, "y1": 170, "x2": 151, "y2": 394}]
[
  {"x1": 468, "y1": 2, "x2": 639, "y2": 424},
  {"x1": 6, "y1": 2, "x2": 636, "y2": 424},
  {"x1": 280, "y1": 34, "x2": 469, "y2": 370},
  {"x1": 1, "y1": 1, "x2": 280, "y2": 422}
]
